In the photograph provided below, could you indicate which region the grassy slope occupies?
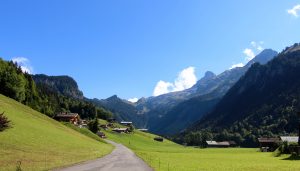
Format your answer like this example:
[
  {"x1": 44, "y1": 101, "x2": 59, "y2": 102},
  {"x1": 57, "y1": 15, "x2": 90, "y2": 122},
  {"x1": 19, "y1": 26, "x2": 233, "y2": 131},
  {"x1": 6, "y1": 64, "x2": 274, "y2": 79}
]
[
  {"x1": 104, "y1": 129, "x2": 300, "y2": 171},
  {"x1": 0, "y1": 94, "x2": 113, "y2": 171}
]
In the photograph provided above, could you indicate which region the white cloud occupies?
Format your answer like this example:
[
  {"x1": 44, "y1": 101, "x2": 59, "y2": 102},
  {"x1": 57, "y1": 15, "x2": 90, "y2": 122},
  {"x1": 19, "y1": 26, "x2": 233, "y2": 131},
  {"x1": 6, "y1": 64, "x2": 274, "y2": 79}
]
[
  {"x1": 11, "y1": 57, "x2": 33, "y2": 74},
  {"x1": 153, "y1": 80, "x2": 174, "y2": 96},
  {"x1": 287, "y1": 4, "x2": 300, "y2": 17},
  {"x1": 230, "y1": 41, "x2": 264, "y2": 70},
  {"x1": 230, "y1": 63, "x2": 245, "y2": 69},
  {"x1": 153, "y1": 67, "x2": 197, "y2": 96},
  {"x1": 128, "y1": 97, "x2": 139, "y2": 103},
  {"x1": 243, "y1": 48, "x2": 255, "y2": 61}
]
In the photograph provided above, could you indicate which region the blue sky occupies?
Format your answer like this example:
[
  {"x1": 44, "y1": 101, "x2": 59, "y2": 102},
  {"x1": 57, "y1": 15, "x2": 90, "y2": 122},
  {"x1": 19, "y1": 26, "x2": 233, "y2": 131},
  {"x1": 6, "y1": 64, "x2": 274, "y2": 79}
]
[{"x1": 1, "y1": 0, "x2": 300, "y2": 101}]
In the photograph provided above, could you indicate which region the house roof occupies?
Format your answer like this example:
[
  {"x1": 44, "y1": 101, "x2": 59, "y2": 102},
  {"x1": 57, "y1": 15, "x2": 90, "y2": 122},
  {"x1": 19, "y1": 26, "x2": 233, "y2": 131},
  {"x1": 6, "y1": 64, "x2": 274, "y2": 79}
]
[
  {"x1": 280, "y1": 136, "x2": 299, "y2": 143},
  {"x1": 206, "y1": 141, "x2": 230, "y2": 146},
  {"x1": 206, "y1": 141, "x2": 218, "y2": 145},
  {"x1": 112, "y1": 128, "x2": 128, "y2": 131},
  {"x1": 218, "y1": 141, "x2": 230, "y2": 146},
  {"x1": 258, "y1": 138, "x2": 280, "y2": 143}
]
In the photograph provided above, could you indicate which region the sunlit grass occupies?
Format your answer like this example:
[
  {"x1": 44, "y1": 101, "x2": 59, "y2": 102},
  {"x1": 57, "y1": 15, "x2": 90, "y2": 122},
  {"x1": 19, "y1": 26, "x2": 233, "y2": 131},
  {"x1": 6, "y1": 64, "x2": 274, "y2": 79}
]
[
  {"x1": 104, "y1": 129, "x2": 300, "y2": 171},
  {"x1": 0, "y1": 94, "x2": 113, "y2": 171}
]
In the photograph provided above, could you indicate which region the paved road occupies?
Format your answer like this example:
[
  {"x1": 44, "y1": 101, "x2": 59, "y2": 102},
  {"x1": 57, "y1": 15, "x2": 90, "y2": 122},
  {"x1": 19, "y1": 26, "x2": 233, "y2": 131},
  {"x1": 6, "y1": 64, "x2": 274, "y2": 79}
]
[{"x1": 53, "y1": 140, "x2": 153, "y2": 171}]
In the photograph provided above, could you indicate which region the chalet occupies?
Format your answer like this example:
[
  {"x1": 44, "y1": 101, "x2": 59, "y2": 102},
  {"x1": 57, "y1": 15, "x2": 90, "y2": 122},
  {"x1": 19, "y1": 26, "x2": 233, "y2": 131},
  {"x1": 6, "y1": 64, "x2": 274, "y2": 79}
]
[
  {"x1": 120, "y1": 121, "x2": 133, "y2": 126},
  {"x1": 258, "y1": 137, "x2": 280, "y2": 152},
  {"x1": 154, "y1": 137, "x2": 164, "y2": 142},
  {"x1": 112, "y1": 128, "x2": 129, "y2": 133},
  {"x1": 96, "y1": 131, "x2": 106, "y2": 138},
  {"x1": 206, "y1": 141, "x2": 230, "y2": 148},
  {"x1": 54, "y1": 113, "x2": 80, "y2": 125}
]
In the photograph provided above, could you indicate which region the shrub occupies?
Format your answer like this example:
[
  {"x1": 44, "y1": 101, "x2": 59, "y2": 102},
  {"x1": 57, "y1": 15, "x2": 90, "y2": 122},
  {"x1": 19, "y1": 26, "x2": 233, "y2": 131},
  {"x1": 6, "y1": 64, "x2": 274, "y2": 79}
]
[{"x1": 0, "y1": 112, "x2": 10, "y2": 131}]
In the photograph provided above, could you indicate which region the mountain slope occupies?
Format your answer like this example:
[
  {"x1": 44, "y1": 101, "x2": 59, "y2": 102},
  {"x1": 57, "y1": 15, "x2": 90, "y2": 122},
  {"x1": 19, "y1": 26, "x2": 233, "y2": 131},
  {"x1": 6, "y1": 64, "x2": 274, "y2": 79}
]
[
  {"x1": 33, "y1": 74, "x2": 84, "y2": 99},
  {"x1": 0, "y1": 94, "x2": 113, "y2": 171},
  {"x1": 91, "y1": 95, "x2": 147, "y2": 128},
  {"x1": 147, "y1": 49, "x2": 278, "y2": 135},
  {"x1": 188, "y1": 44, "x2": 300, "y2": 146}
]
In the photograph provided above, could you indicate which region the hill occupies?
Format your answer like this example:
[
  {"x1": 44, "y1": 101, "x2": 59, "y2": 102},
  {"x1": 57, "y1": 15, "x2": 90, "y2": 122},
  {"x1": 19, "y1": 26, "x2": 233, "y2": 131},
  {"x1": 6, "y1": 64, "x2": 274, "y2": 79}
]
[
  {"x1": 186, "y1": 43, "x2": 300, "y2": 147},
  {"x1": 91, "y1": 95, "x2": 147, "y2": 128},
  {"x1": 0, "y1": 94, "x2": 113, "y2": 171}
]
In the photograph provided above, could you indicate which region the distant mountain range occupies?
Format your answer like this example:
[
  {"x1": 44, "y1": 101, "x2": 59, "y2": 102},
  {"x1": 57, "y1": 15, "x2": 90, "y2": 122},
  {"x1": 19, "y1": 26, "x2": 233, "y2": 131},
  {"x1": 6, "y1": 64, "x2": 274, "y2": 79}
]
[
  {"x1": 184, "y1": 43, "x2": 300, "y2": 146},
  {"x1": 93, "y1": 49, "x2": 278, "y2": 135}
]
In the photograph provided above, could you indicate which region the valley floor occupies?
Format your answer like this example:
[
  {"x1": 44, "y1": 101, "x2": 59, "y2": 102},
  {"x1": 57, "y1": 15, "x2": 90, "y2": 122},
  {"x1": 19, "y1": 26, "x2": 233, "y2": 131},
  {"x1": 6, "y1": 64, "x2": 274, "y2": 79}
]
[{"x1": 104, "y1": 130, "x2": 300, "y2": 171}]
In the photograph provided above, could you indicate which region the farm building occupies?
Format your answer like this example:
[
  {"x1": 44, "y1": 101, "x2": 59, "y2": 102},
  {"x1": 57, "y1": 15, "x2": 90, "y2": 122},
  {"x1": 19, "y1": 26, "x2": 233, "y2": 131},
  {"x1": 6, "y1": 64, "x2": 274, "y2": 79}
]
[
  {"x1": 112, "y1": 128, "x2": 129, "y2": 133},
  {"x1": 258, "y1": 137, "x2": 280, "y2": 152},
  {"x1": 120, "y1": 121, "x2": 133, "y2": 126},
  {"x1": 206, "y1": 141, "x2": 230, "y2": 148},
  {"x1": 54, "y1": 113, "x2": 80, "y2": 125}
]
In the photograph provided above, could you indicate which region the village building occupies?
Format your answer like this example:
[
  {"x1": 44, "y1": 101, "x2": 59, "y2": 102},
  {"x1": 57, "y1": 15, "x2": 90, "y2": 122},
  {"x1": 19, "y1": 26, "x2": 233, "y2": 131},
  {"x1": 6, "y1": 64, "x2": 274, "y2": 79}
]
[
  {"x1": 112, "y1": 128, "x2": 129, "y2": 133},
  {"x1": 257, "y1": 137, "x2": 280, "y2": 152},
  {"x1": 54, "y1": 113, "x2": 80, "y2": 125}
]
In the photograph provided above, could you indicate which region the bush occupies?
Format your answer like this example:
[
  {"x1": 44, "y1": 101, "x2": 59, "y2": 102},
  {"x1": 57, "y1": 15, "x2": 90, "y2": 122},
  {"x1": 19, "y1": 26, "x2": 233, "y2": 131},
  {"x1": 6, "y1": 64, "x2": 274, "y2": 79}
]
[{"x1": 0, "y1": 112, "x2": 10, "y2": 131}]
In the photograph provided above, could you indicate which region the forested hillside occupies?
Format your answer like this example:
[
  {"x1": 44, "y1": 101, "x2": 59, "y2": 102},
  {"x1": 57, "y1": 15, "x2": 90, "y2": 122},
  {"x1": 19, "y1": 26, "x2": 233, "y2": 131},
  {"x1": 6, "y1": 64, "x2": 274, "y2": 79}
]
[
  {"x1": 0, "y1": 58, "x2": 112, "y2": 120},
  {"x1": 182, "y1": 44, "x2": 300, "y2": 147}
]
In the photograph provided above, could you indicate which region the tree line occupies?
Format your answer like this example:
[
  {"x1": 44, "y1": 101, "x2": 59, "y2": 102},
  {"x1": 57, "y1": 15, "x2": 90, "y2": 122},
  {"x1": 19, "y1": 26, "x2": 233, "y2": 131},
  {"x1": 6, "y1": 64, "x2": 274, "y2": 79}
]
[{"x1": 0, "y1": 58, "x2": 112, "y2": 120}]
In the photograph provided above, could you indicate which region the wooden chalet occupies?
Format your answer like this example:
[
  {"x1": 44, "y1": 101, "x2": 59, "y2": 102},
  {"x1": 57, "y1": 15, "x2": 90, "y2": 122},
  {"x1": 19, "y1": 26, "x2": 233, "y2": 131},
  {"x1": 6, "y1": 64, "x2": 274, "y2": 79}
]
[
  {"x1": 112, "y1": 128, "x2": 129, "y2": 133},
  {"x1": 54, "y1": 113, "x2": 80, "y2": 125},
  {"x1": 258, "y1": 137, "x2": 280, "y2": 152}
]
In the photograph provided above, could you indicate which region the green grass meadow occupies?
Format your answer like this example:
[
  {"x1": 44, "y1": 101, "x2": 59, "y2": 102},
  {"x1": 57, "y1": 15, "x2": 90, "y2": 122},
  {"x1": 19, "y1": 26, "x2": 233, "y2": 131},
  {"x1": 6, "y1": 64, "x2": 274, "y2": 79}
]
[
  {"x1": 0, "y1": 94, "x2": 113, "y2": 171},
  {"x1": 104, "y1": 129, "x2": 300, "y2": 171}
]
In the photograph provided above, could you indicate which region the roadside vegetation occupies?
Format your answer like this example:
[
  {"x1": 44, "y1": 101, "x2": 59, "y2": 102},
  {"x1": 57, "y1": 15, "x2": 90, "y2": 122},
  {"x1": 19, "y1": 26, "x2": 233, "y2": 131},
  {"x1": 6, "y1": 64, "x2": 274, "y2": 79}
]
[
  {"x1": 0, "y1": 94, "x2": 113, "y2": 171},
  {"x1": 104, "y1": 129, "x2": 300, "y2": 171}
]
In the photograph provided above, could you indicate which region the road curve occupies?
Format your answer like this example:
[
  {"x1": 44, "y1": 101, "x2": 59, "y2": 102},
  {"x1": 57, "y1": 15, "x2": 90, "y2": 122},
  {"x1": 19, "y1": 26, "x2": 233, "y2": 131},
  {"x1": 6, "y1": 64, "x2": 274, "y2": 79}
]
[{"x1": 53, "y1": 140, "x2": 153, "y2": 171}]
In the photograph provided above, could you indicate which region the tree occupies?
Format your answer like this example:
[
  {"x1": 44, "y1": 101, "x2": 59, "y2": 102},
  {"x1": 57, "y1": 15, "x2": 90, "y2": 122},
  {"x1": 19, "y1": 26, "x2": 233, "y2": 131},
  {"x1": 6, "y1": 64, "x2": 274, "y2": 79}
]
[
  {"x1": 88, "y1": 117, "x2": 99, "y2": 133},
  {"x1": 0, "y1": 112, "x2": 10, "y2": 131}
]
